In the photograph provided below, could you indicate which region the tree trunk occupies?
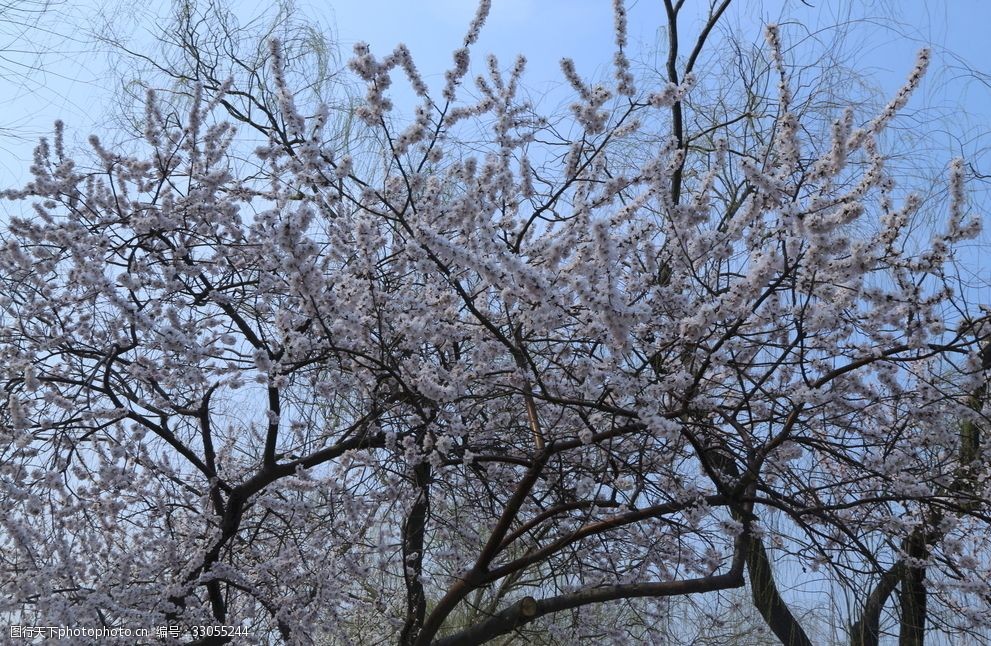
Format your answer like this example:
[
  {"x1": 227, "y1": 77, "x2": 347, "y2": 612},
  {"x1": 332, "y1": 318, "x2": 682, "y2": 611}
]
[{"x1": 399, "y1": 461, "x2": 432, "y2": 646}]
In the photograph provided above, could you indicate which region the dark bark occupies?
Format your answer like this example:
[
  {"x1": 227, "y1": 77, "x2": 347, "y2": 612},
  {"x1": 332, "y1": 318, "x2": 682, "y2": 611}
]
[
  {"x1": 746, "y1": 534, "x2": 814, "y2": 646},
  {"x1": 662, "y1": 0, "x2": 732, "y2": 205},
  {"x1": 898, "y1": 543, "x2": 927, "y2": 646},
  {"x1": 431, "y1": 568, "x2": 746, "y2": 646},
  {"x1": 414, "y1": 450, "x2": 551, "y2": 646},
  {"x1": 850, "y1": 562, "x2": 904, "y2": 646},
  {"x1": 400, "y1": 460, "x2": 432, "y2": 646}
]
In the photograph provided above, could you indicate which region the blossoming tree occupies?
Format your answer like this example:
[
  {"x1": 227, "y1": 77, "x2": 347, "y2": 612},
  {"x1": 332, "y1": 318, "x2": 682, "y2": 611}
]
[{"x1": 1, "y1": 1, "x2": 988, "y2": 644}]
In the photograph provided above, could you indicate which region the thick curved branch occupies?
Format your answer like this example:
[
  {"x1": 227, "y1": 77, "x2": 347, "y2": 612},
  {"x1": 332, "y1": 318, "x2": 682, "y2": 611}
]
[{"x1": 432, "y1": 536, "x2": 748, "y2": 646}]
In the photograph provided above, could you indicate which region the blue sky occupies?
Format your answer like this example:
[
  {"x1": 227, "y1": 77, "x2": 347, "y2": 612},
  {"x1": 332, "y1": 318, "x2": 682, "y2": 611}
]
[
  {"x1": 1, "y1": 1, "x2": 987, "y2": 311},
  {"x1": 1, "y1": 0, "x2": 990, "y2": 193}
]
